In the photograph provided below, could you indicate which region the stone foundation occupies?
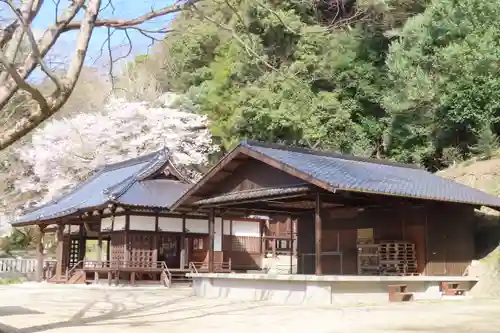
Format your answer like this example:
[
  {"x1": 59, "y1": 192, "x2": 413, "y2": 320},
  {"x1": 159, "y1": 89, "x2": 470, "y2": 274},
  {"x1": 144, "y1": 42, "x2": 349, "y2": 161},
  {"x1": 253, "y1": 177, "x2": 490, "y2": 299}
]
[{"x1": 188, "y1": 273, "x2": 478, "y2": 305}]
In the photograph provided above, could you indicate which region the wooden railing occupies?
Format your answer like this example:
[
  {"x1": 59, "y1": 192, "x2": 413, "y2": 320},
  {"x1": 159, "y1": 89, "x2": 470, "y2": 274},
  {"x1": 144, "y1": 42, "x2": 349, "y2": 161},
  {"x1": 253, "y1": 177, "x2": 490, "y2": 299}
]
[
  {"x1": 81, "y1": 260, "x2": 168, "y2": 270},
  {"x1": 160, "y1": 261, "x2": 172, "y2": 288},
  {"x1": 65, "y1": 260, "x2": 84, "y2": 281},
  {"x1": 189, "y1": 259, "x2": 232, "y2": 273},
  {"x1": 263, "y1": 235, "x2": 296, "y2": 257},
  {"x1": 66, "y1": 260, "x2": 172, "y2": 287}
]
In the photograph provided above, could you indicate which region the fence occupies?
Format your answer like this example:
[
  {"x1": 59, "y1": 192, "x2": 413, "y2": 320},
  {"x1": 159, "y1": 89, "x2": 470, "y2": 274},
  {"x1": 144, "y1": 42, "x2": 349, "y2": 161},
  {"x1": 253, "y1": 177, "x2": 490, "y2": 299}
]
[{"x1": 0, "y1": 258, "x2": 57, "y2": 280}]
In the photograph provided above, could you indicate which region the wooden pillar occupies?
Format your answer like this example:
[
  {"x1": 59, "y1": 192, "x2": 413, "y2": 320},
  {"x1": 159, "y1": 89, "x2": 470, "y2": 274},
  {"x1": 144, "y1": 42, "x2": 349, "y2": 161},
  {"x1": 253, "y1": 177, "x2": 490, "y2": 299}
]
[
  {"x1": 95, "y1": 223, "x2": 102, "y2": 283},
  {"x1": 289, "y1": 215, "x2": 294, "y2": 274},
  {"x1": 36, "y1": 225, "x2": 46, "y2": 282},
  {"x1": 208, "y1": 208, "x2": 215, "y2": 272},
  {"x1": 97, "y1": 230, "x2": 103, "y2": 262},
  {"x1": 153, "y1": 214, "x2": 159, "y2": 265},
  {"x1": 315, "y1": 192, "x2": 322, "y2": 275},
  {"x1": 124, "y1": 213, "x2": 130, "y2": 265},
  {"x1": 180, "y1": 216, "x2": 186, "y2": 269},
  {"x1": 55, "y1": 223, "x2": 64, "y2": 280},
  {"x1": 78, "y1": 224, "x2": 85, "y2": 263},
  {"x1": 229, "y1": 220, "x2": 233, "y2": 265}
]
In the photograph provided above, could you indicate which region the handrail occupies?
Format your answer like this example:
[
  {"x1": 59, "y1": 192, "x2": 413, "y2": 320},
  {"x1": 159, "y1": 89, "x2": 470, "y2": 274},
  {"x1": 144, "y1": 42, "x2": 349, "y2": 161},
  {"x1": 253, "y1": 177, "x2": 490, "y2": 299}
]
[
  {"x1": 188, "y1": 260, "x2": 232, "y2": 273},
  {"x1": 66, "y1": 260, "x2": 84, "y2": 282},
  {"x1": 160, "y1": 261, "x2": 172, "y2": 288},
  {"x1": 188, "y1": 261, "x2": 198, "y2": 274}
]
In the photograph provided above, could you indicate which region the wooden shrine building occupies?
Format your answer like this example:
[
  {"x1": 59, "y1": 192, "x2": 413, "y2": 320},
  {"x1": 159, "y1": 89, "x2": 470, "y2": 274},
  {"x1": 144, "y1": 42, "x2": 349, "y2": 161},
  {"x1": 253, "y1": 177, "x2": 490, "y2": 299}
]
[
  {"x1": 171, "y1": 140, "x2": 500, "y2": 277},
  {"x1": 10, "y1": 148, "x2": 293, "y2": 285}
]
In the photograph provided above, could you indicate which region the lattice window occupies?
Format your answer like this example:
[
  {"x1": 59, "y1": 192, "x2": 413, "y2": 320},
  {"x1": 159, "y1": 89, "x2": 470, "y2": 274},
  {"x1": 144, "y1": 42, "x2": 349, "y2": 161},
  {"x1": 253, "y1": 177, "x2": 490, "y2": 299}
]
[
  {"x1": 129, "y1": 233, "x2": 155, "y2": 268},
  {"x1": 68, "y1": 239, "x2": 80, "y2": 268},
  {"x1": 231, "y1": 236, "x2": 260, "y2": 253},
  {"x1": 193, "y1": 237, "x2": 205, "y2": 250}
]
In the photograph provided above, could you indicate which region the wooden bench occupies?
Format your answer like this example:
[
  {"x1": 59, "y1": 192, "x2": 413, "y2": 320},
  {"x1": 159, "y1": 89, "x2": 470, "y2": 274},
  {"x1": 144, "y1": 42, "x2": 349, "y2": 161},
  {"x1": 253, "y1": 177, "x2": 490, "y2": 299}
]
[{"x1": 388, "y1": 284, "x2": 414, "y2": 302}]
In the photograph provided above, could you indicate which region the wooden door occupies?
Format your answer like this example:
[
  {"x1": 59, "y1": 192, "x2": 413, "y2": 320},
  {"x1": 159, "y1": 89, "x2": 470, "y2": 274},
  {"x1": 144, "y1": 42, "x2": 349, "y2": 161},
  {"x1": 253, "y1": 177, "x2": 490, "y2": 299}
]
[
  {"x1": 426, "y1": 221, "x2": 447, "y2": 275},
  {"x1": 158, "y1": 235, "x2": 180, "y2": 268}
]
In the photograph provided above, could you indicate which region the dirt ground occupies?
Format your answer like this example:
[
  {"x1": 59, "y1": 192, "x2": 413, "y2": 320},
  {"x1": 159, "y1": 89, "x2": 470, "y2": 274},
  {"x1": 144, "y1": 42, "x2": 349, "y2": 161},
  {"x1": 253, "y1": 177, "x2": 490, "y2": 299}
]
[{"x1": 1, "y1": 283, "x2": 500, "y2": 333}]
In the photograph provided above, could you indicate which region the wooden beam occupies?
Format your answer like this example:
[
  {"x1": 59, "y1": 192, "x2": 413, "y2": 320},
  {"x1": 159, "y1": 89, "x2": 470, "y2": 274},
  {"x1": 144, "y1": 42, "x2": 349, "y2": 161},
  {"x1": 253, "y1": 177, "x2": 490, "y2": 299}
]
[
  {"x1": 200, "y1": 204, "x2": 309, "y2": 215},
  {"x1": 315, "y1": 192, "x2": 322, "y2": 275},
  {"x1": 208, "y1": 208, "x2": 215, "y2": 273}
]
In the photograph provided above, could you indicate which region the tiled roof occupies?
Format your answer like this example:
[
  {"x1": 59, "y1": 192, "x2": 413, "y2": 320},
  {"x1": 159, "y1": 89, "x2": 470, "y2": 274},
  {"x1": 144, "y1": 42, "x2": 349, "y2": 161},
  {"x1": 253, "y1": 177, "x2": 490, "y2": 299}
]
[
  {"x1": 12, "y1": 149, "x2": 189, "y2": 225},
  {"x1": 241, "y1": 141, "x2": 500, "y2": 208},
  {"x1": 116, "y1": 179, "x2": 191, "y2": 208}
]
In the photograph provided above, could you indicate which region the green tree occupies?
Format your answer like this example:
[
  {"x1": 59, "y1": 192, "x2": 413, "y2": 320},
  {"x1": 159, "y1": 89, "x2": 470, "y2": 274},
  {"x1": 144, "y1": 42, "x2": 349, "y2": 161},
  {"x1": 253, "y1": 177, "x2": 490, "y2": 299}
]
[{"x1": 386, "y1": 0, "x2": 500, "y2": 169}]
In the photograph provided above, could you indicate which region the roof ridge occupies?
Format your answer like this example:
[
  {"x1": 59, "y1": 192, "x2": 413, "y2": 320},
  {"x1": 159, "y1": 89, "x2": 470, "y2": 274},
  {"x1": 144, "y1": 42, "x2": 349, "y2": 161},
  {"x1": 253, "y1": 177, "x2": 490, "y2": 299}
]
[
  {"x1": 106, "y1": 152, "x2": 169, "y2": 200},
  {"x1": 241, "y1": 140, "x2": 422, "y2": 170}
]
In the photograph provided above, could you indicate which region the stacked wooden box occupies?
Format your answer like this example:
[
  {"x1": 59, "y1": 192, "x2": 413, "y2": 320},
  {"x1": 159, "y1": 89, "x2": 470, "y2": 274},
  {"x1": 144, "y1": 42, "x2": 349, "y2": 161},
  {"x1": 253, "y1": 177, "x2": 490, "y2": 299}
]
[
  {"x1": 379, "y1": 241, "x2": 418, "y2": 276},
  {"x1": 357, "y1": 242, "x2": 380, "y2": 275}
]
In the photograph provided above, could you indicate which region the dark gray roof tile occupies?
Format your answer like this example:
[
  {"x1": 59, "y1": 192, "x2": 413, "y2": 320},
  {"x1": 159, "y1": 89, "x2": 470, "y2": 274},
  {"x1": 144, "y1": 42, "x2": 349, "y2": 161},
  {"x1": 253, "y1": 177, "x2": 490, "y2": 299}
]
[
  {"x1": 12, "y1": 149, "x2": 189, "y2": 225},
  {"x1": 242, "y1": 141, "x2": 500, "y2": 208},
  {"x1": 116, "y1": 180, "x2": 191, "y2": 208}
]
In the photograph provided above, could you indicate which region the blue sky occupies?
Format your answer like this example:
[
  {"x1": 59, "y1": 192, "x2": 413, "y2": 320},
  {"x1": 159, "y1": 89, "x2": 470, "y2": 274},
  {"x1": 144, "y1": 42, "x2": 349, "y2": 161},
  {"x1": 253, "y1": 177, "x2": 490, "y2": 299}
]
[{"x1": 30, "y1": 0, "x2": 178, "y2": 73}]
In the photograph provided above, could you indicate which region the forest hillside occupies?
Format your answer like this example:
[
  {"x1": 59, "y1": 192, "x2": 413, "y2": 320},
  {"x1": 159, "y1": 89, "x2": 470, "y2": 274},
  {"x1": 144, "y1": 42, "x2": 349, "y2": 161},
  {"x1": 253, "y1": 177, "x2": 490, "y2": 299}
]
[{"x1": 3, "y1": 0, "x2": 500, "y2": 220}]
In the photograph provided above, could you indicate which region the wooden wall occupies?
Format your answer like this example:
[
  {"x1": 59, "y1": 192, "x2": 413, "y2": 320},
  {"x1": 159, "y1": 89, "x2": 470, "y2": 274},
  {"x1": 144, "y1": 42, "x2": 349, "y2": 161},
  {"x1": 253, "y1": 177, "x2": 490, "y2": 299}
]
[
  {"x1": 296, "y1": 202, "x2": 476, "y2": 276},
  {"x1": 213, "y1": 159, "x2": 303, "y2": 195}
]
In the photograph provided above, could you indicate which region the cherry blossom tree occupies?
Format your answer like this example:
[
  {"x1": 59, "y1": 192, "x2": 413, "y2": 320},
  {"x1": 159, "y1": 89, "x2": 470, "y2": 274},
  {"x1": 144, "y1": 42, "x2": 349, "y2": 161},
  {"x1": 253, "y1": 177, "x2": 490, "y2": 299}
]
[
  {"x1": 0, "y1": 0, "x2": 201, "y2": 151},
  {"x1": 12, "y1": 92, "x2": 218, "y2": 208}
]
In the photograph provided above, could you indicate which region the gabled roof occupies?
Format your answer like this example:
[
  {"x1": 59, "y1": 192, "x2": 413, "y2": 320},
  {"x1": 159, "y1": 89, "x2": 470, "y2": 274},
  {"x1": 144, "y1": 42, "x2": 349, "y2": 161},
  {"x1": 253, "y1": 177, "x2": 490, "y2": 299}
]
[
  {"x1": 12, "y1": 149, "x2": 192, "y2": 226},
  {"x1": 171, "y1": 140, "x2": 500, "y2": 210}
]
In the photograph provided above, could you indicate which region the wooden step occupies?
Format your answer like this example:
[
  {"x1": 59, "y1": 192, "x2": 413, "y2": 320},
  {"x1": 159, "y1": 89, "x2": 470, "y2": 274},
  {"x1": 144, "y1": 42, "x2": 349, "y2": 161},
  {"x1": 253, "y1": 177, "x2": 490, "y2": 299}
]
[
  {"x1": 443, "y1": 288, "x2": 466, "y2": 296},
  {"x1": 440, "y1": 282, "x2": 466, "y2": 296},
  {"x1": 67, "y1": 270, "x2": 86, "y2": 284},
  {"x1": 388, "y1": 284, "x2": 414, "y2": 302}
]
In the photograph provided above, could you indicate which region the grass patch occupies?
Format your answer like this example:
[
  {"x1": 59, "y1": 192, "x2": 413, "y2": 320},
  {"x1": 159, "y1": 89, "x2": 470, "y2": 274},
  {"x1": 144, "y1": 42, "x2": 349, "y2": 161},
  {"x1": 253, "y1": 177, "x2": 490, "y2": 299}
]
[{"x1": 0, "y1": 278, "x2": 24, "y2": 285}]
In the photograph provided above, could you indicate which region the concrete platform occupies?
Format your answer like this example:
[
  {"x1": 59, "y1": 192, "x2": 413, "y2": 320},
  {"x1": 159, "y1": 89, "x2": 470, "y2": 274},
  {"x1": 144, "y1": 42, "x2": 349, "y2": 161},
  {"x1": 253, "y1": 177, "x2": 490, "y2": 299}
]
[{"x1": 187, "y1": 273, "x2": 479, "y2": 305}]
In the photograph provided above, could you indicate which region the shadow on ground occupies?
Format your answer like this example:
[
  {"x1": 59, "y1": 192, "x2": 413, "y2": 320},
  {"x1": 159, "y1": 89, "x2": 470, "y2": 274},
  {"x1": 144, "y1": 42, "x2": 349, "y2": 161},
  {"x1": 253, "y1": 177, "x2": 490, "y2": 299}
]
[
  {"x1": 0, "y1": 307, "x2": 43, "y2": 317},
  {"x1": 0, "y1": 291, "x2": 272, "y2": 333}
]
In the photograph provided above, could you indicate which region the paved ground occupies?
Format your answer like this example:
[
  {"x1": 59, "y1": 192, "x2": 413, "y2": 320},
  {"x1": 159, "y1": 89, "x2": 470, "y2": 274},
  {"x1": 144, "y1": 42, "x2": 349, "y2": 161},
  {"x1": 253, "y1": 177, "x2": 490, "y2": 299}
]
[{"x1": 1, "y1": 284, "x2": 500, "y2": 333}]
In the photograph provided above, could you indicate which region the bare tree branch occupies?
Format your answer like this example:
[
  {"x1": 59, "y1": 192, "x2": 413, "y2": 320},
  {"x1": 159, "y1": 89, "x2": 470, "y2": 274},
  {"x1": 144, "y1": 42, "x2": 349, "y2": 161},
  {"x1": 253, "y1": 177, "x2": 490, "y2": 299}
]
[
  {"x1": 0, "y1": 0, "x2": 202, "y2": 151},
  {"x1": 0, "y1": 0, "x2": 95, "y2": 150},
  {"x1": 4, "y1": 0, "x2": 63, "y2": 92},
  {"x1": 61, "y1": 0, "x2": 199, "y2": 31},
  {"x1": 0, "y1": 52, "x2": 47, "y2": 108}
]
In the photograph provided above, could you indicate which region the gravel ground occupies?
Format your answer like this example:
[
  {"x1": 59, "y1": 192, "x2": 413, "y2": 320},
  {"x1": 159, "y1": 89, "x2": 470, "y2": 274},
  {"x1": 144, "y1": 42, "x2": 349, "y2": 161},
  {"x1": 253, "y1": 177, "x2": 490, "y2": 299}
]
[{"x1": 1, "y1": 283, "x2": 500, "y2": 333}]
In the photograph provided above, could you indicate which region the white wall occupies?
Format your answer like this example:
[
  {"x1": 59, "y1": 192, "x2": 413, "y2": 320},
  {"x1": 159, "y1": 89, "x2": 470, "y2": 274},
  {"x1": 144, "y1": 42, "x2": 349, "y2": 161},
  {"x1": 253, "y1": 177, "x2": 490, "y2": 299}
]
[
  {"x1": 112, "y1": 215, "x2": 126, "y2": 231},
  {"x1": 185, "y1": 218, "x2": 209, "y2": 234},
  {"x1": 214, "y1": 217, "x2": 222, "y2": 251},
  {"x1": 158, "y1": 217, "x2": 183, "y2": 232},
  {"x1": 129, "y1": 215, "x2": 156, "y2": 231},
  {"x1": 100, "y1": 218, "x2": 113, "y2": 232},
  {"x1": 232, "y1": 220, "x2": 260, "y2": 237}
]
